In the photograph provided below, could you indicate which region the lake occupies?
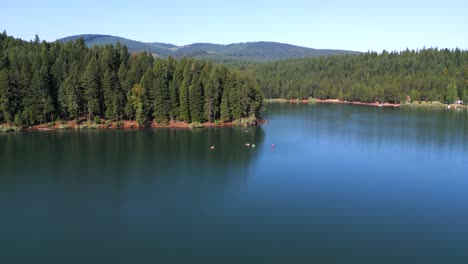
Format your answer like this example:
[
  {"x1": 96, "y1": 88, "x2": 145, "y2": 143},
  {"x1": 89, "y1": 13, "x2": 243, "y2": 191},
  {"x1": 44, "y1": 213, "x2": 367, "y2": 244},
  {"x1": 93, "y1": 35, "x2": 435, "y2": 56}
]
[{"x1": 1, "y1": 103, "x2": 468, "y2": 263}]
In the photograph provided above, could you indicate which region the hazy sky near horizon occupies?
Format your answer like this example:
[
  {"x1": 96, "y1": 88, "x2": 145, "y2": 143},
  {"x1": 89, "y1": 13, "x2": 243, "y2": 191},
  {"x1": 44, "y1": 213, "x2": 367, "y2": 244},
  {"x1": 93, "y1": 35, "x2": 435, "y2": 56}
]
[{"x1": 1, "y1": 0, "x2": 467, "y2": 52}]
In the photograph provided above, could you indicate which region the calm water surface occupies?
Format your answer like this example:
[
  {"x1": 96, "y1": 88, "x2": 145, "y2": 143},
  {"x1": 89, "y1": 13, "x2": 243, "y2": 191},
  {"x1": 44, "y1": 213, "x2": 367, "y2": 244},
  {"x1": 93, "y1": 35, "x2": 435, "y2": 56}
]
[{"x1": 1, "y1": 104, "x2": 468, "y2": 263}]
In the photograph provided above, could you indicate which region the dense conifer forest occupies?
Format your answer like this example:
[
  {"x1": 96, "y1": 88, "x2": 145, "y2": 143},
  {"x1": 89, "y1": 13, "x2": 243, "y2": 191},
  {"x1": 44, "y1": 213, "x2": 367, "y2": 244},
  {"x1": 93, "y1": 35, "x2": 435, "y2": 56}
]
[
  {"x1": 245, "y1": 48, "x2": 468, "y2": 104},
  {"x1": 2, "y1": 31, "x2": 467, "y2": 129},
  {"x1": 0, "y1": 32, "x2": 263, "y2": 127}
]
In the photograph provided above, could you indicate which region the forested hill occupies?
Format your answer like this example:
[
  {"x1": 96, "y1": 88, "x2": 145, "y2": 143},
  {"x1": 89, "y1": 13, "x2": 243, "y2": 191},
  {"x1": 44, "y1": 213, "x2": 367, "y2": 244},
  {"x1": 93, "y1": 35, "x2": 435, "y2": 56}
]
[
  {"x1": 245, "y1": 49, "x2": 468, "y2": 104},
  {"x1": 59, "y1": 34, "x2": 360, "y2": 63},
  {"x1": 0, "y1": 32, "x2": 263, "y2": 127}
]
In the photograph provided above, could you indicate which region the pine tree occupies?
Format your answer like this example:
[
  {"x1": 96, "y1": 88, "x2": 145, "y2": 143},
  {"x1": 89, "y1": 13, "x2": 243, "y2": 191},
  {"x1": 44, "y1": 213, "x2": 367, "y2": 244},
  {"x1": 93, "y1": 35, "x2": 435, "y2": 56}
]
[
  {"x1": 165, "y1": 56, "x2": 176, "y2": 118},
  {"x1": 0, "y1": 69, "x2": 13, "y2": 124},
  {"x1": 51, "y1": 46, "x2": 68, "y2": 88},
  {"x1": 189, "y1": 73, "x2": 205, "y2": 123},
  {"x1": 220, "y1": 72, "x2": 237, "y2": 122},
  {"x1": 446, "y1": 80, "x2": 458, "y2": 103},
  {"x1": 23, "y1": 69, "x2": 43, "y2": 124},
  {"x1": 58, "y1": 65, "x2": 81, "y2": 119},
  {"x1": 125, "y1": 90, "x2": 135, "y2": 120},
  {"x1": 169, "y1": 58, "x2": 186, "y2": 120},
  {"x1": 127, "y1": 52, "x2": 153, "y2": 87},
  {"x1": 39, "y1": 62, "x2": 54, "y2": 123},
  {"x1": 153, "y1": 60, "x2": 170, "y2": 123},
  {"x1": 117, "y1": 43, "x2": 130, "y2": 69},
  {"x1": 462, "y1": 89, "x2": 468, "y2": 105},
  {"x1": 240, "y1": 77, "x2": 263, "y2": 119},
  {"x1": 229, "y1": 73, "x2": 244, "y2": 120},
  {"x1": 115, "y1": 63, "x2": 129, "y2": 120},
  {"x1": 179, "y1": 61, "x2": 193, "y2": 122},
  {"x1": 82, "y1": 57, "x2": 101, "y2": 120},
  {"x1": 205, "y1": 67, "x2": 226, "y2": 123},
  {"x1": 129, "y1": 84, "x2": 145, "y2": 125},
  {"x1": 139, "y1": 68, "x2": 153, "y2": 120},
  {"x1": 410, "y1": 88, "x2": 418, "y2": 103},
  {"x1": 102, "y1": 70, "x2": 117, "y2": 120}
]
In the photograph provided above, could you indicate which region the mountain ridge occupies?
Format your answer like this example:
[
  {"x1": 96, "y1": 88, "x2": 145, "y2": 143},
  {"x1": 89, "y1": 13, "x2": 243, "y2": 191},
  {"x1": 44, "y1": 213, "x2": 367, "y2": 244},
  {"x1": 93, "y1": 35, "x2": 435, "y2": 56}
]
[{"x1": 58, "y1": 34, "x2": 360, "y2": 63}]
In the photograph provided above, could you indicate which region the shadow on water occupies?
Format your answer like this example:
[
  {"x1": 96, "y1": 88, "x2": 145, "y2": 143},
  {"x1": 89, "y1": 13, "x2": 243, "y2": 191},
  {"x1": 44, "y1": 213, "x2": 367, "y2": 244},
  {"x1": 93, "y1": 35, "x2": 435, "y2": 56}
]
[
  {"x1": 0, "y1": 126, "x2": 265, "y2": 182},
  {"x1": 0, "y1": 127, "x2": 265, "y2": 263}
]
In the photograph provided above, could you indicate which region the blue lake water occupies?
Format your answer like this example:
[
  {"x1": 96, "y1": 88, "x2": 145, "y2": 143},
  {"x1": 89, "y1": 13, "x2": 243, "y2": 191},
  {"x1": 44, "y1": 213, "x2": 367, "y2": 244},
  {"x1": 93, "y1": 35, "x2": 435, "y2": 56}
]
[{"x1": 1, "y1": 103, "x2": 468, "y2": 263}]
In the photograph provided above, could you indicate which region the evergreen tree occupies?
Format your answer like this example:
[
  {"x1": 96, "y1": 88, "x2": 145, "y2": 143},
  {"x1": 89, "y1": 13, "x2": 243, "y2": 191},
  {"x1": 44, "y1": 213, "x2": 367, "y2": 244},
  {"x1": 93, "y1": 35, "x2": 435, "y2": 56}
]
[
  {"x1": 102, "y1": 70, "x2": 117, "y2": 120},
  {"x1": 165, "y1": 56, "x2": 176, "y2": 118},
  {"x1": 0, "y1": 69, "x2": 13, "y2": 123},
  {"x1": 58, "y1": 65, "x2": 81, "y2": 119},
  {"x1": 189, "y1": 72, "x2": 205, "y2": 123},
  {"x1": 410, "y1": 88, "x2": 419, "y2": 103},
  {"x1": 446, "y1": 80, "x2": 458, "y2": 103},
  {"x1": 139, "y1": 68, "x2": 153, "y2": 119},
  {"x1": 125, "y1": 90, "x2": 135, "y2": 120},
  {"x1": 205, "y1": 67, "x2": 226, "y2": 122},
  {"x1": 220, "y1": 72, "x2": 237, "y2": 122},
  {"x1": 169, "y1": 58, "x2": 186, "y2": 120},
  {"x1": 229, "y1": 73, "x2": 243, "y2": 120},
  {"x1": 39, "y1": 63, "x2": 54, "y2": 123},
  {"x1": 179, "y1": 61, "x2": 193, "y2": 122},
  {"x1": 462, "y1": 89, "x2": 468, "y2": 105},
  {"x1": 129, "y1": 84, "x2": 145, "y2": 125},
  {"x1": 152, "y1": 60, "x2": 170, "y2": 123},
  {"x1": 117, "y1": 63, "x2": 129, "y2": 92},
  {"x1": 117, "y1": 42, "x2": 130, "y2": 68},
  {"x1": 82, "y1": 57, "x2": 101, "y2": 120},
  {"x1": 23, "y1": 69, "x2": 43, "y2": 124}
]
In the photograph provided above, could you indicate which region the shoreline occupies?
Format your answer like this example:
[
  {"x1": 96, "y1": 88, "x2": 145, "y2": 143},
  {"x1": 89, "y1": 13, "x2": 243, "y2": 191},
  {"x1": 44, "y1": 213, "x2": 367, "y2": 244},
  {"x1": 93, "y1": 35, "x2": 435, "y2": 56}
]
[
  {"x1": 264, "y1": 98, "x2": 399, "y2": 107},
  {"x1": 1, "y1": 119, "x2": 268, "y2": 132},
  {"x1": 315, "y1": 99, "x2": 400, "y2": 107},
  {"x1": 266, "y1": 98, "x2": 467, "y2": 109}
]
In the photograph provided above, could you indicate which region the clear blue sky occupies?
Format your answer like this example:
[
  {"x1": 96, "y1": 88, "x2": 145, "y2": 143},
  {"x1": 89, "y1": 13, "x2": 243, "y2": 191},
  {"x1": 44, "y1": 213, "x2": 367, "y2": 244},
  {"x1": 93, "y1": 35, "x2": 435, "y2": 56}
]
[{"x1": 1, "y1": 0, "x2": 467, "y2": 52}]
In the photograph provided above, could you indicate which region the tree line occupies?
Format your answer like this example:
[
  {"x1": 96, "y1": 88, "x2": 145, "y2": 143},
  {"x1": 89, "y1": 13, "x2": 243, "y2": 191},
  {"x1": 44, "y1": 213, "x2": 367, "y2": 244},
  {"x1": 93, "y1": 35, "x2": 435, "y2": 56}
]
[
  {"x1": 244, "y1": 48, "x2": 468, "y2": 104},
  {"x1": 0, "y1": 32, "x2": 263, "y2": 126}
]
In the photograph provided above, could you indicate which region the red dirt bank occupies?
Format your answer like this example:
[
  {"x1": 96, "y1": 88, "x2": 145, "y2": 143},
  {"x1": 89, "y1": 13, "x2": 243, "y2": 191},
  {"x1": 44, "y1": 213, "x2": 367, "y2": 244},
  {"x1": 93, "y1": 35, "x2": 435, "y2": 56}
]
[{"x1": 4, "y1": 119, "x2": 267, "y2": 132}]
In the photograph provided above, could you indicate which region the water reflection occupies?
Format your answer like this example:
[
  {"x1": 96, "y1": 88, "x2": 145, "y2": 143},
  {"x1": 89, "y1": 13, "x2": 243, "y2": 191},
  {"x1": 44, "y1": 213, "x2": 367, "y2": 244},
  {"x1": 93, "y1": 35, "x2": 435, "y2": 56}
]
[
  {"x1": 0, "y1": 127, "x2": 265, "y2": 195},
  {"x1": 0, "y1": 127, "x2": 265, "y2": 262},
  {"x1": 265, "y1": 103, "x2": 468, "y2": 154},
  {"x1": 2, "y1": 104, "x2": 468, "y2": 263}
]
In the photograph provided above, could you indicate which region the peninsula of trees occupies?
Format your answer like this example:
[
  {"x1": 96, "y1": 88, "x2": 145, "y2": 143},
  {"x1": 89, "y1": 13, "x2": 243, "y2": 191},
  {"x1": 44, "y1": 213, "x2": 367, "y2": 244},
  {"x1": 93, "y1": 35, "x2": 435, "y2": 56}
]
[{"x1": 0, "y1": 32, "x2": 263, "y2": 128}]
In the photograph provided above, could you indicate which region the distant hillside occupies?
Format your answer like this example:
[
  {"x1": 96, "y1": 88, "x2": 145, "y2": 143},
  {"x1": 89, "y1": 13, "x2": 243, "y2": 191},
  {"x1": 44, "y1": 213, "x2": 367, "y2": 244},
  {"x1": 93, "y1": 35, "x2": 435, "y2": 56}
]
[{"x1": 59, "y1": 34, "x2": 360, "y2": 63}]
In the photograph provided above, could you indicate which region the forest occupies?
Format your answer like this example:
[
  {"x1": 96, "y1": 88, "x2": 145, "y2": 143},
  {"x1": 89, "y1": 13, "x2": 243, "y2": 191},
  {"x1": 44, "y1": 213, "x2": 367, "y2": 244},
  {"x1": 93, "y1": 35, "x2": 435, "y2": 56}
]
[
  {"x1": 244, "y1": 48, "x2": 468, "y2": 104},
  {"x1": 2, "y1": 31, "x2": 468, "y2": 129},
  {"x1": 0, "y1": 32, "x2": 263, "y2": 127}
]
